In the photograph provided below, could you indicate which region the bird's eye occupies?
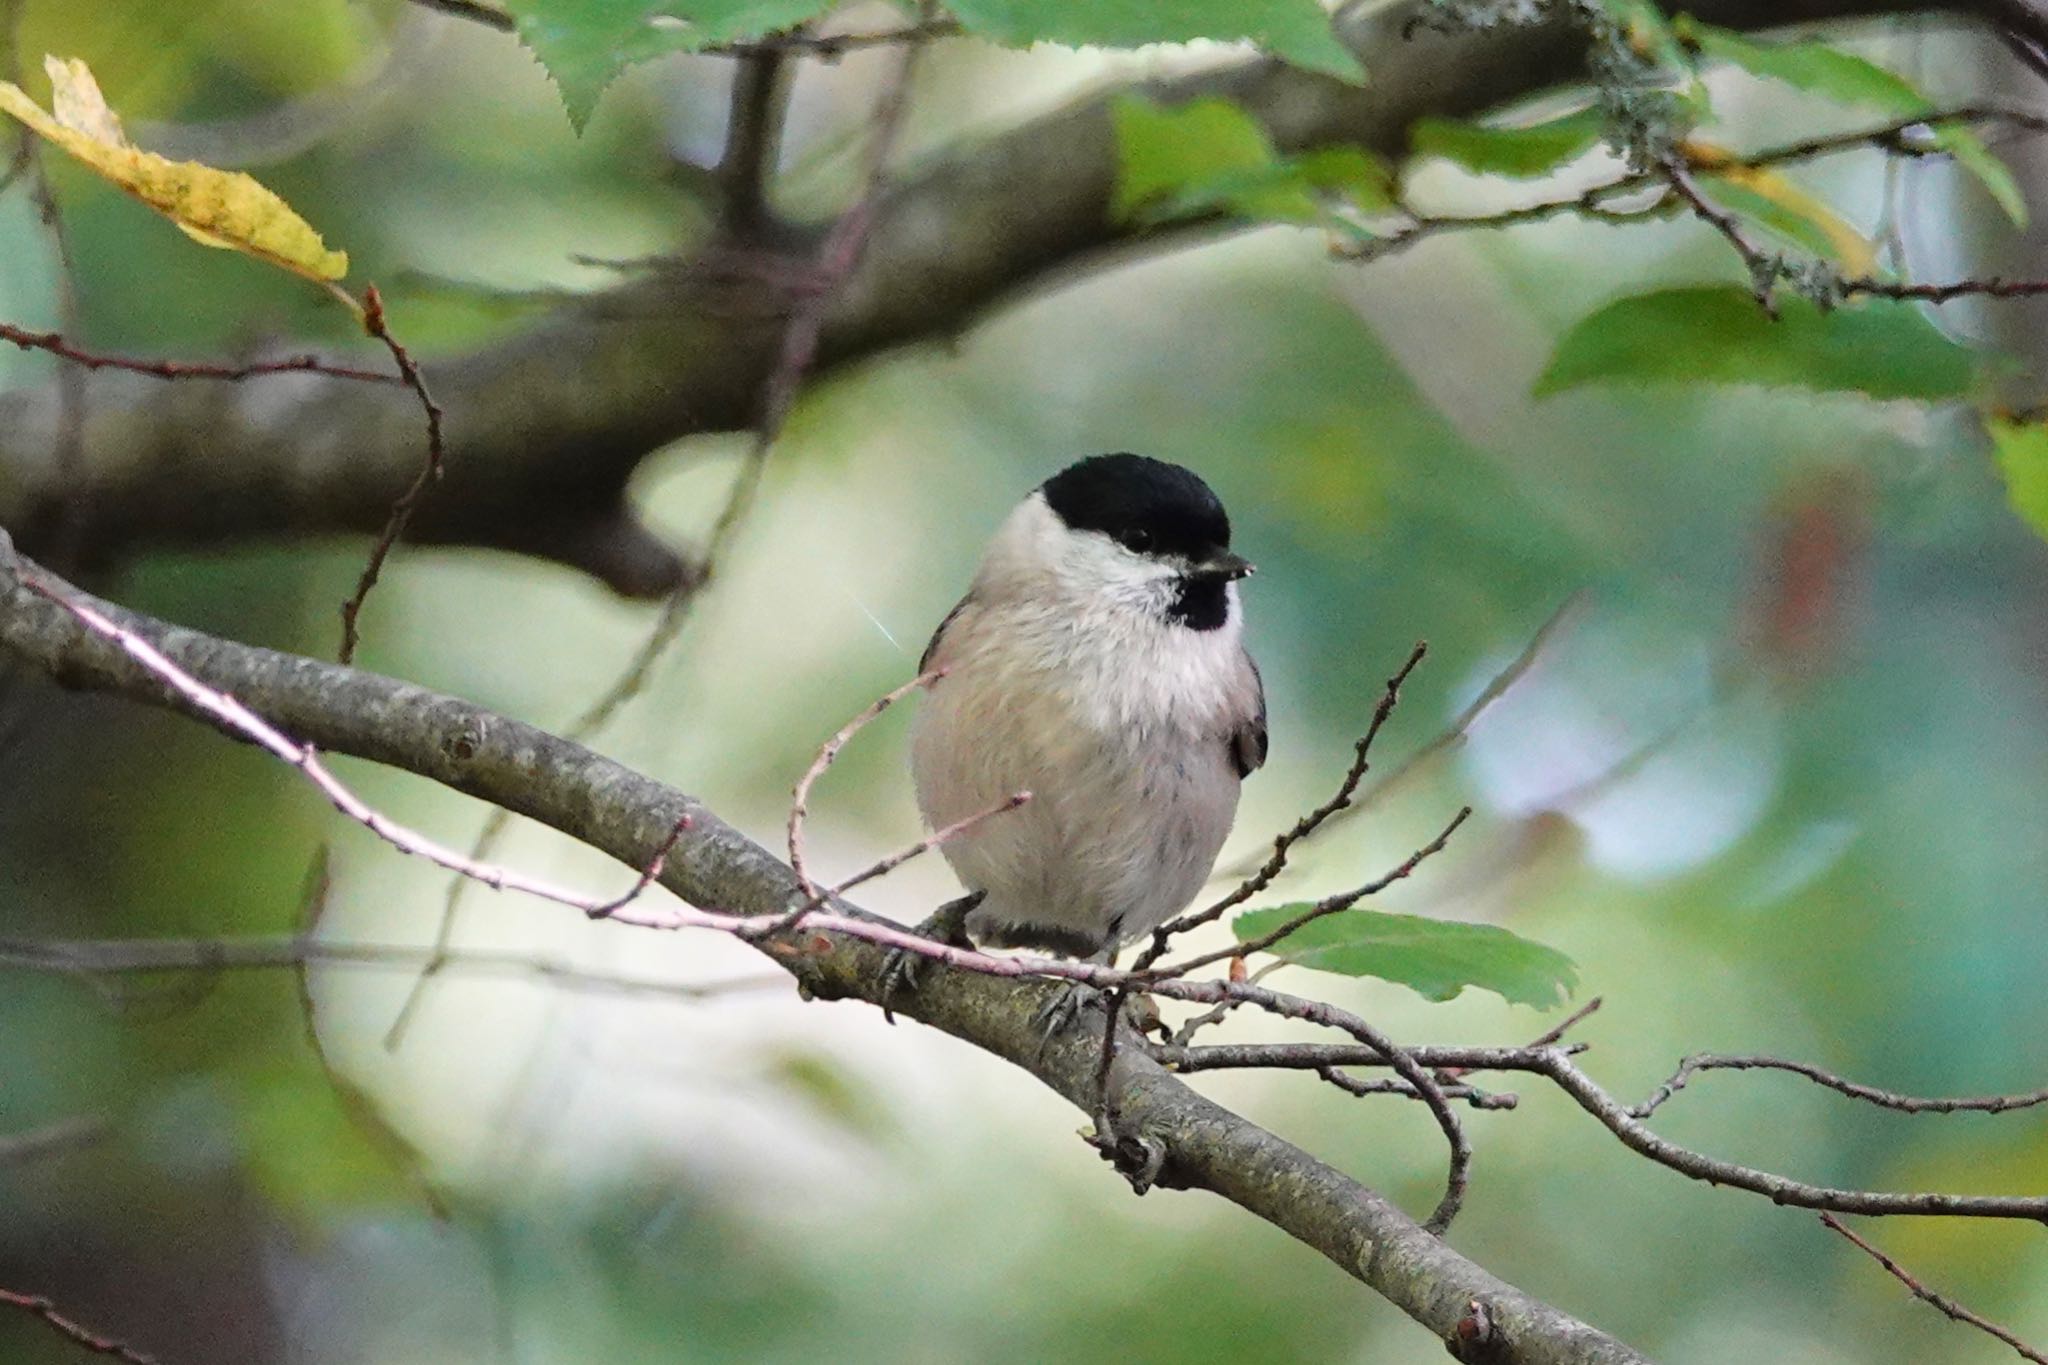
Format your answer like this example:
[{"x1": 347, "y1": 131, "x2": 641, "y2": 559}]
[{"x1": 1120, "y1": 529, "x2": 1153, "y2": 553}]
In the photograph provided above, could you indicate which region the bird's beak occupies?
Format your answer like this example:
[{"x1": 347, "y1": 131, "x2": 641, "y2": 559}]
[{"x1": 1199, "y1": 551, "x2": 1256, "y2": 581}]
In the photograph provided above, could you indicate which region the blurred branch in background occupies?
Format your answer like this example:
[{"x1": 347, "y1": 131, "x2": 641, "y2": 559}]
[
  {"x1": 3, "y1": 0, "x2": 2036, "y2": 597},
  {"x1": 0, "y1": 1288, "x2": 157, "y2": 1365}
]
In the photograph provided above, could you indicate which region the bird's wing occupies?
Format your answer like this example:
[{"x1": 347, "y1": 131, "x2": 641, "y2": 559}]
[
  {"x1": 919, "y1": 595, "x2": 972, "y2": 674},
  {"x1": 1230, "y1": 650, "x2": 1268, "y2": 780}
]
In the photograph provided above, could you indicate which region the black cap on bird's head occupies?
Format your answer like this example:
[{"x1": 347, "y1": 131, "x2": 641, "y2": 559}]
[{"x1": 1040, "y1": 453, "x2": 1251, "y2": 579}]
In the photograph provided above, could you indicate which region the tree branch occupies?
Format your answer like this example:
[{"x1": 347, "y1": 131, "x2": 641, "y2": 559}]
[
  {"x1": 1, "y1": 0, "x2": 2022, "y2": 590},
  {"x1": 0, "y1": 533, "x2": 1649, "y2": 1364}
]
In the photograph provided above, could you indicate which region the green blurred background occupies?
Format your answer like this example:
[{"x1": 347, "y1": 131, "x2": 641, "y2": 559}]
[{"x1": 2, "y1": 3, "x2": 2045, "y2": 1361}]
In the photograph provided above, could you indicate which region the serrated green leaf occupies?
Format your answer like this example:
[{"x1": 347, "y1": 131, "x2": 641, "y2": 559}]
[
  {"x1": 946, "y1": 0, "x2": 1363, "y2": 82},
  {"x1": 505, "y1": 0, "x2": 834, "y2": 132},
  {"x1": 1232, "y1": 906, "x2": 1576, "y2": 1008},
  {"x1": 1535, "y1": 286, "x2": 1976, "y2": 401},
  {"x1": 1409, "y1": 107, "x2": 1606, "y2": 179},
  {"x1": 1112, "y1": 96, "x2": 1392, "y2": 230},
  {"x1": 1989, "y1": 416, "x2": 2048, "y2": 541},
  {"x1": 1932, "y1": 123, "x2": 2028, "y2": 226}
]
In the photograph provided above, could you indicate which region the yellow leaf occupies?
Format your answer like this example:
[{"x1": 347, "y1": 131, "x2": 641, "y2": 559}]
[
  {"x1": 1682, "y1": 138, "x2": 1876, "y2": 275},
  {"x1": 0, "y1": 55, "x2": 347, "y2": 283}
]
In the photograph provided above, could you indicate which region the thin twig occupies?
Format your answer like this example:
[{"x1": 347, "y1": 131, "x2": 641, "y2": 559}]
[
  {"x1": 1152, "y1": 804, "x2": 1473, "y2": 980},
  {"x1": 291, "y1": 848, "x2": 448, "y2": 1218},
  {"x1": 1316, "y1": 1066, "x2": 1519, "y2": 1110},
  {"x1": 1533, "y1": 1047, "x2": 2048, "y2": 1221},
  {"x1": 1661, "y1": 152, "x2": 1782, "y2": 308},
  {"x1": 789, "y1": 669, "x2": 941, "y2": 902},
  {"x1": 1633, "y1": 1054, "x2": 2048, "y2": 1120},
  {"x1": 0, "y1": 934, "x2": 788, "y2": 1001},
  {"x1": 1820, "y1": 1212, "x2": 2048, "y2": 1364},
  {"x1": 1216, "y1": 594, "x2": 1583, "y2": 879},
  {"x1": 1525, "y1": 995, "x2": 1603, "y2": 1050},
  {"x1": 0, "y1": 1290, "x2": 156, "y2": 1365},
  {"x1": 1138, "y1": 640, "x2": 1429, "y2": 967},
  {"x1": 587, "y1": 812, "x2": 693, "y2": 920},
  {"x1": 338, "y1": 283, "x2": 447, "y2": 665},
  {"x1": 0, "y1": 1115, "x2": 106, "y2": 1165},
  {"x1": 0, "y1": 323, "x2": 400, "y2": 385},
  {"x1": 21, "y1": 574, "x2": 676, "y2": 923},
  {"x1": 767, "y1": 790, "x2": 1030, "y2": 937}
]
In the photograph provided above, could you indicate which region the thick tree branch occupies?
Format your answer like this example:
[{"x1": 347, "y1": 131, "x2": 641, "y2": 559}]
[
  {"x1": 0, "y1": 0, "x2": 2026, "y2": 591},
  {"x1": 0, "y1": 534, "x2": 1647, "y2": 1364}
]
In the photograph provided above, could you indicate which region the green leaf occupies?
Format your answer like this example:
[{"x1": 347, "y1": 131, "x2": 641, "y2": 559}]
[
  {"x1": 1535, "y1": 285, "x2": 1977, "y2": 401},
  {"x1": 1112, "y1": 96, "x2": 1393, "y2": 229},
  {"x1": 1409, "y1": 107, "x2": 1607, "y2": 179},
  {"x1": 506, "y1": 0, "x2": 834, "y2": 132},
  {"x1": 1931, "y1": 123, "x2": 2028, "y2": 226},
  {"x1": 1232, "y1": 906, "x2": 1577, "y2": 1008},
  {"x1": 1676, "y1": 22, "x2": 2026, "y2": 225},
  {"x1": 1676, "y1": 19, "x2": 1922, "y2": 114},
  {"x1": 1989, "y1": 416, "x2": 2048, "y2": 541},
  {"x1": 1113, "y1": 96, "x2": 1282, "y2": 220},
  {"x1": 945, "y1": 0, "x2": 1363, "y2": 82},
  {"x1": 1292, "y1": 145, "x2": 1396, "y2": 215}
]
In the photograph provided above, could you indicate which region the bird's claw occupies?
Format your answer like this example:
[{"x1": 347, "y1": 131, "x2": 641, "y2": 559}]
[{"x1": 879, "y1": 891, "x2": 983, "y2": 1023}]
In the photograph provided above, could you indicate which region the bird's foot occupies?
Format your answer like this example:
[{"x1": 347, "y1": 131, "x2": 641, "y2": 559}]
[
  {"x1": 1033, "y1": 979, "x2": 1103, "y2": 1050},
  {"x1": 879, "y1": 891, "x2": 983, "y2": 1024},
  {"x1": 1032, "y1": 952, "x2": 1129, "y2": 1055}
]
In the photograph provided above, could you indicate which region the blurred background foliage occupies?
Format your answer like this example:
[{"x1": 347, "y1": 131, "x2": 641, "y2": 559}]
[{"x1": 2, "y1": 1, "x2": 2047, "y2": 1361}]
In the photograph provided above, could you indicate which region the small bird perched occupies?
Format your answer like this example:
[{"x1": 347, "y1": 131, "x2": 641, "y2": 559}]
[{"x1": 893, "y1": 453, "x2": 1266, "y2": 1004}]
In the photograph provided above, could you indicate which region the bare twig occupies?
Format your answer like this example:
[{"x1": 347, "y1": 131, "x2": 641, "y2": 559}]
[
  {"x1": 1216, "y1": 594, "x2": 1583, "y2": 880},
  {"x1": 0, "y1": 323, "x2": 399, "y2": 385},
  {"x1": 767, "y1": 790, "x2": 1030, "y2": 937},
  {"x1": 1154, "y1": 804, "x2": 1473, "y2": 980},
  {"x1": 338, "y1": 284, "x2": 447, "y2": 665},
  {"x1": 1139, "y1": 641, "x2": 1429, "y2": 967},
  {"x1": 1532, "y1": 1047, "x2": 2048, "y2": 1222},
  {"x1": 0, "y1": 1115, "x2": 106, "y2": 1165},
  {"x1": 1634, "y1": 1053, "x2": 2048, "y2": 1119},
  {"x1": 19, "y1": 573, "x2": 672, "y2": 925},
  {"x1": 1841, "y1": 274, "x2": 2048, "y2": 303},
  {"x1": 1820, "y1": 1212, "x2": 2048, "y2": 1364},
  {"x1": 1525, "y1": 995, "x2": 1603, "y2": 1050},
  {"x1": 0, "y1": 934, "x2": 787, "y2": 1001},
  {"x1": 0, "y1": 1289, "x2": 156, "y2": 1365},
  {"x1": 1155, "y1": 1041, "x2": 1589, "y2": 1074},
  {"x1": 1317, "y1": 1066, "x2": 1519, "y2": 1110},
  {"x1": 586, "y1": 811, "x2": 694, "y2": 920},
  {"x1": 788, "y1": 669, "x2": 941, "y2": 902},
  {"x1": 291, "y1": 848, "x2": 448, "y2": 1217},
  {"x1": 1661, "y1": 153, "x2": 1782, "y2": 308}
]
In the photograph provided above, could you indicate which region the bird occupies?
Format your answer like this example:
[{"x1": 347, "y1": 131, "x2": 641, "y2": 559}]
[{"x1": 887, "y1": 453, "x2": 1266, "y2": 1018}]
